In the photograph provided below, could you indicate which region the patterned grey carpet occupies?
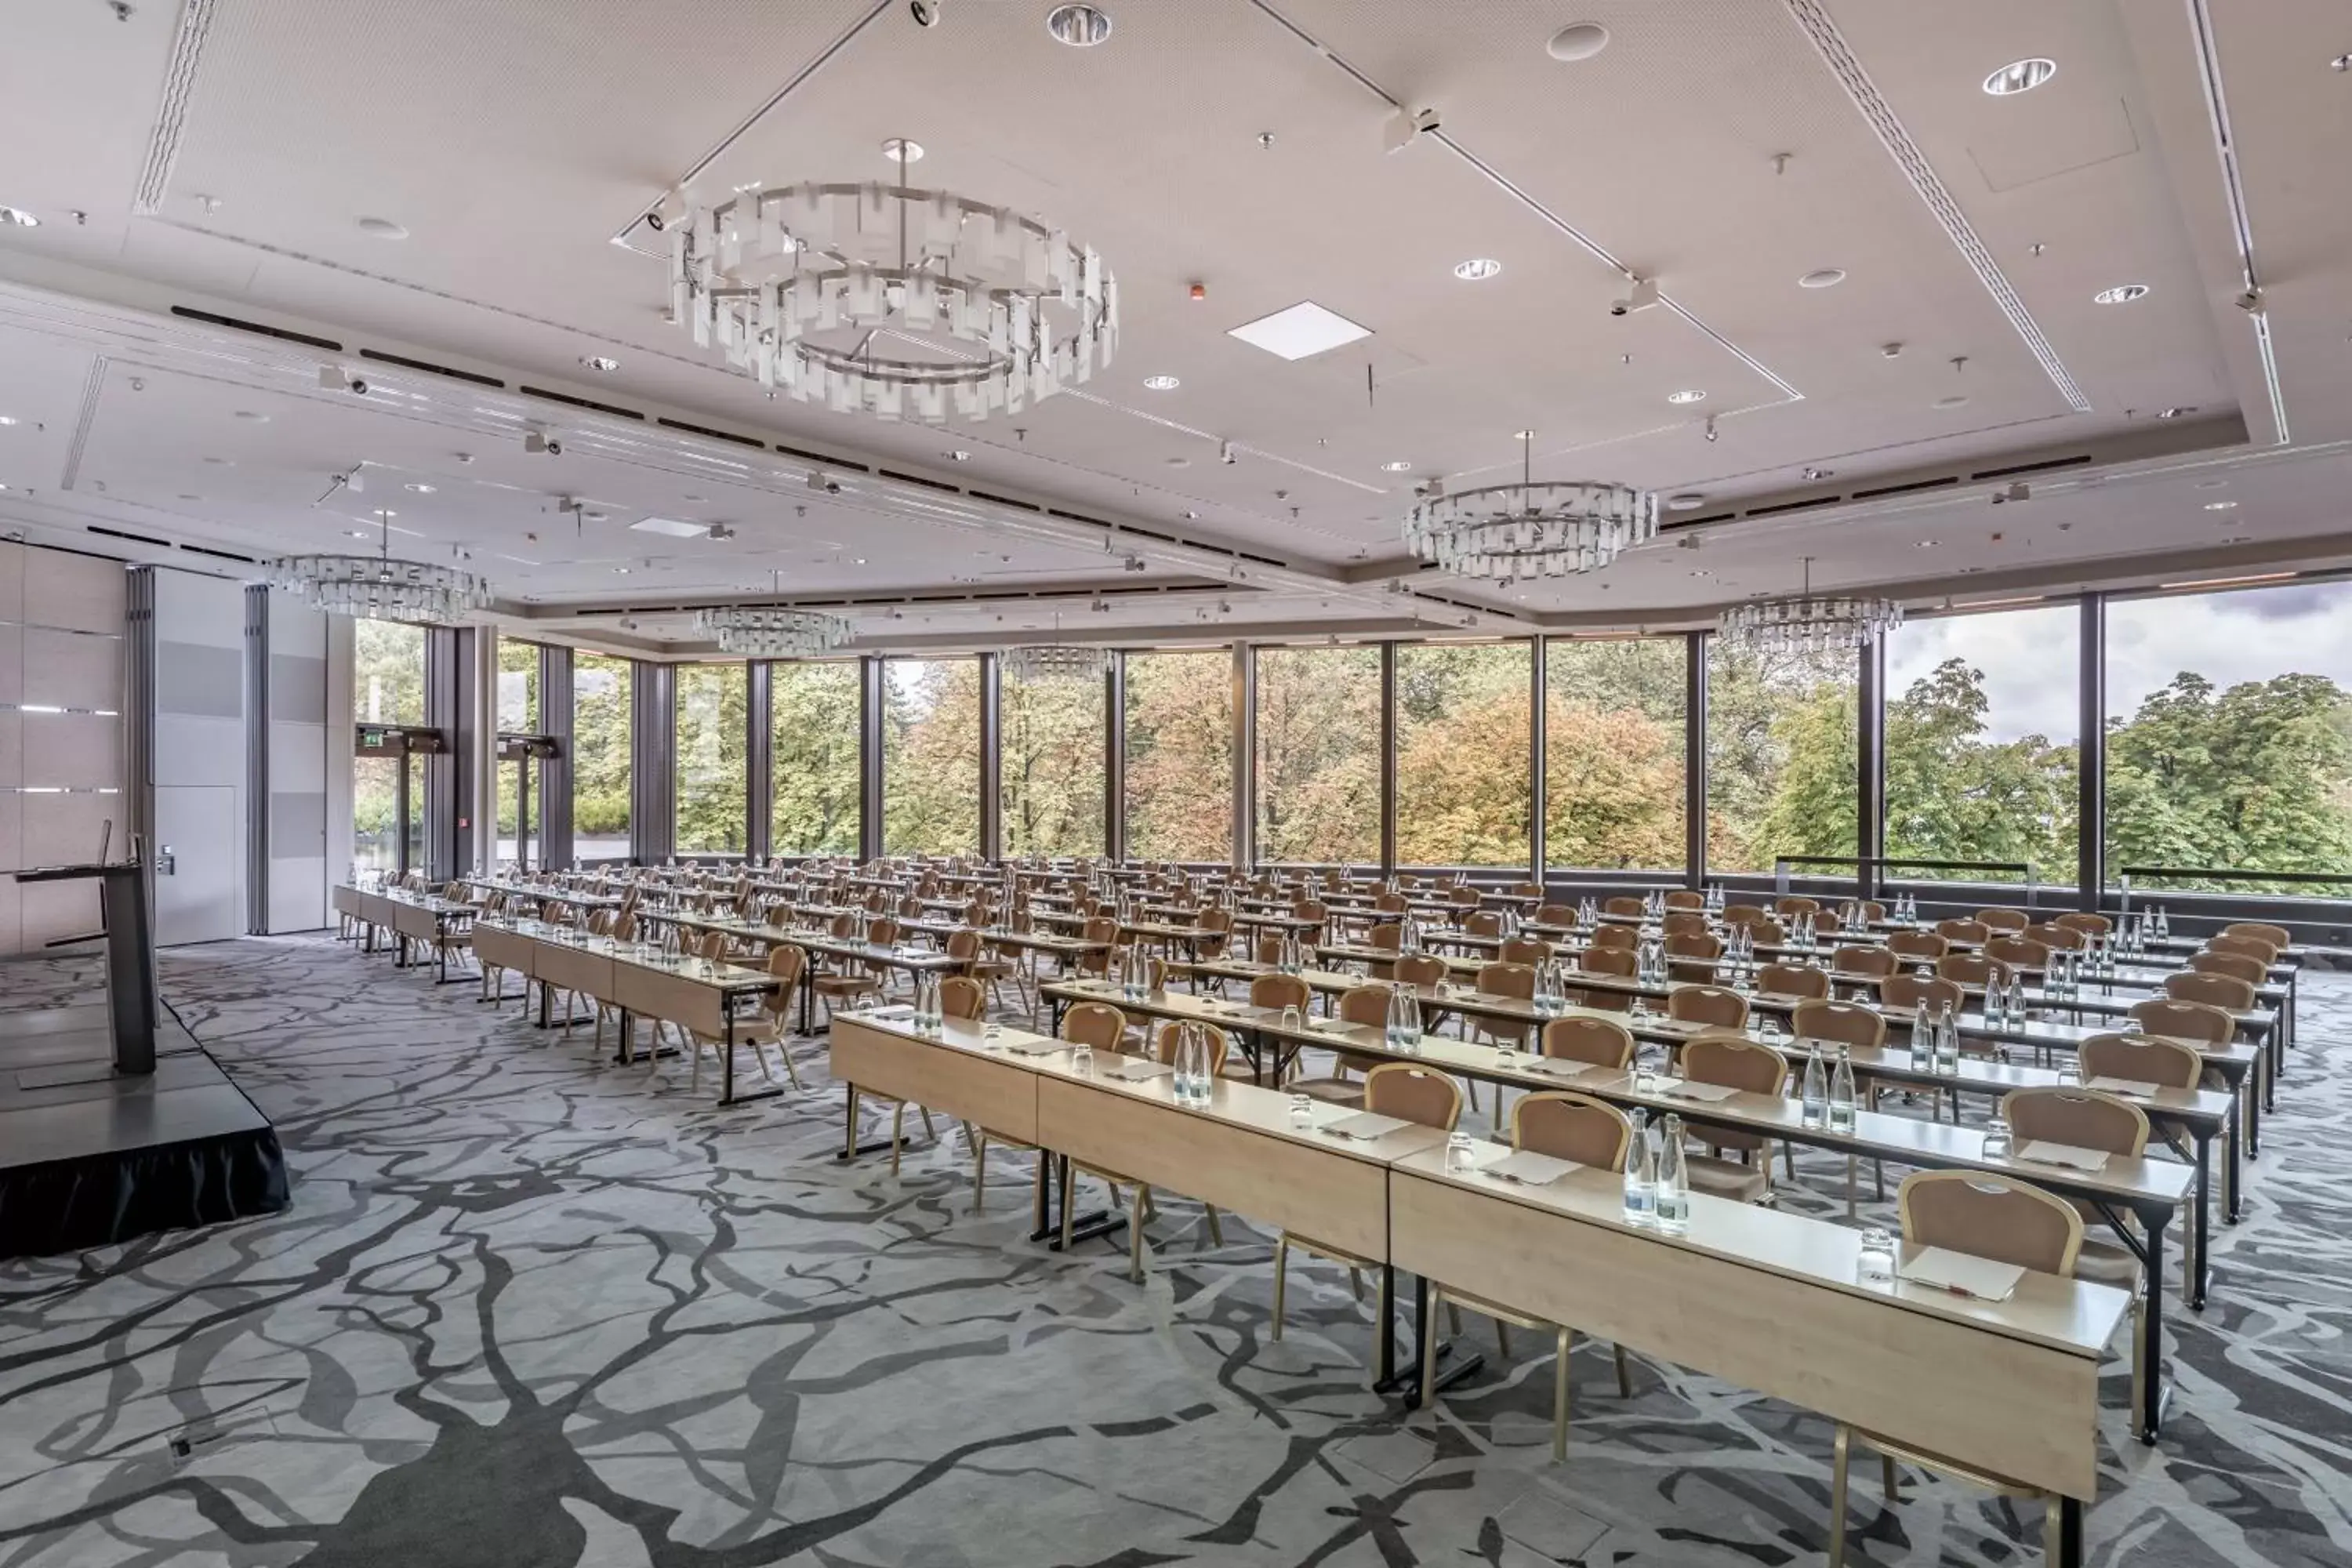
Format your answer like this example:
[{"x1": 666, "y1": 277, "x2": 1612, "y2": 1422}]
[{"x1": 2, "y1": 935, "x2": 2347, "y2": 1567}]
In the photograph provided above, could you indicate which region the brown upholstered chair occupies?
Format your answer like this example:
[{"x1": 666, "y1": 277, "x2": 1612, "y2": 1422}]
[
  {"x1": 1572, "y1": 945, "x2": 1637, "y2": 1011},
  {"x1": 1541, "y1": 1014, "x2": 1637, "y2": 1072},
  {"x1": 1885, "y1": 929, "x2": 1948, "y2": 964},
  {"x1": 1668, "y1": 984, "x2": 1749, "y2": 1030},
  {"x1": 2163, "y1": 971, "x2": 2254, "y2": 1014},
  {"x1": 1500, "y1": 937, "x2": 1553, "y2": 967},
  {"x1": 1603, "y1": 896, "x2": 1645, "y2": 917},
  {"x1": 1588, "y1": 924, "x2": 1638, "y2": 950},
  {"x1": 2205, "y1": 932, "x2": 2280, "y2": 967},
  {"x1": 1663, "y1": 931, "x2": 1723, "y2": 984},
  {"x1": 1879, "y1": 973, "x2": 1962, "y2": 1018},
  {"x1": 1934, "y1": 918, "x2": 1990, "y2": 946},
  {"x1": 1663, "y1": 889, "x2": 1707, "y2": 910},
  {"x1": 1661, "y1": 909, "x2": 1710, "y2": 937},
  {"x1": 1671, "y1": 1033, "x2": 1788, "y2": 1204},
  {"x1": 1755, "y1": 962, "x2": 1830, "y2": 1000},
  {"x1": 1973, "y1": 908, "x2": 2031, "y2": 933},
  {"x1": 2187, "y1": 949, "x2": 2266, "y2": 986},
  {"x1": 1831, "y1": 945, "x2": 1895, "y2": 980},
  {"x1": 1289, "y1": 984, "x2": 1392, "y2": 1108},
  {"x1": 2223, "y1": 921, "x2": 2290, "y2": 950},
  {"x1": 1983, "y1": 935, "x2": 2050, "y2": 973},
  {"x1": 1776, "y1": 896, "x2": 1821, "y2": 918}
]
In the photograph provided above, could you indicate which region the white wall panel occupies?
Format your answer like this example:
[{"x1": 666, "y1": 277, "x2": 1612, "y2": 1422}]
[{"x1": 149, "y1": 569, "x2": 244, "y2": 945}]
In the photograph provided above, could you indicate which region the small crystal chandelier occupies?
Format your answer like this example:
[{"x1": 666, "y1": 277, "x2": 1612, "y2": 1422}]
[
  {"x1": 1401, "y1": 432, "x2": 1656, "y2": 580},
  {"x1": 264, "y1": 506, "x2": 488, "y2": 624},
  {"x1": 695, "y1": 604, "x2": 852, "y2": 659},
  {"x1": 1002, "y1": 615, "x2": 1109, "y2": 682},
  {"x1": 667, "y1": 171, "x2": 1116, "y2": 423},
  {"x1": 1716, "y1": 556, "x2": 1903, "y2": 653}
]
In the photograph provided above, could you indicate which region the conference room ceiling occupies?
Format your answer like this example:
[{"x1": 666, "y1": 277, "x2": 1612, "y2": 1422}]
[{"x1": 0, "y1": 0, "x2": 2347, "y2": 652}]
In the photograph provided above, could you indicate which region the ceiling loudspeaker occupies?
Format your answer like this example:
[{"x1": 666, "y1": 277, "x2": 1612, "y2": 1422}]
[{"x1": 909, "y1": 0, "x2": 942, "y2": 27}]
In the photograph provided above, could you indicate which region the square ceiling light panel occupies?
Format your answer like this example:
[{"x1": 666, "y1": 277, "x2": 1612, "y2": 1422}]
[{"x1": 1226, "y1": 301, "x2": 1374, "y2": 361}]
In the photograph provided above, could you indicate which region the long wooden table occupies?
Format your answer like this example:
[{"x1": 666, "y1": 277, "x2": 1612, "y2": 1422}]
[{"x1": 333, "y1": 885, "x2": 476, "y2": 982}]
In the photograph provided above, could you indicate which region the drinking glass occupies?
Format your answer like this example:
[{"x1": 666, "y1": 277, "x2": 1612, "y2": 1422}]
[
  {"x1": 1288, "y1": 1091, "x2": 1313, "y2": 1127},
  {"x1": 1857, "y1": 1226, "x2": 1897, "y2": 1285},
  {"x1": 1981, "y1": 1115, "x2": 2013, "y2": 1160},
  {"x1": 1280, "y1": 1004, "x2": 1303, "y2": 1033},
  {"x1": 1446, "y1": 1131, "x2": 1476, "y2": 1173}
]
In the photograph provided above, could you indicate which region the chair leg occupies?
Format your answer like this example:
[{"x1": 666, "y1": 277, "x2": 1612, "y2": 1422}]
[
  {"x1": 1346, "y1": 1266, "x2": 1365, "y2": 1303},
  {"x1": 1205, "y1": 1205, "x2": 1224, "y2": 1247},
  {"x1": 1829, "y1": 1425, "x2": 1852, "y2": 1567},
  {"x1": 2131, "y1": 1290, "x2": 2147, "y2": 1426},
  {"x1": 890, "y1": 1103, "x2": 906, "y2": 1178},
  {"x1": 1271, "y1": 1236, "x2": 1288, "y2": 1341},
  {"x1": 1613, "y1": 1342, "x2": 1632, "y2": 1398},
  {"x1": 1130, "y1": 1185, "x2": 1149, "y2": 1281},
  {"x1": 1553, "y1": 1327, "x2": 1573, "y2": 1462},
  {"x1": 1782, "y1": 1142, "x2": 1797, "y2": 1181},
  {"x1": 919, "y1": 1106, "x2": 937, "y2": 1139},
  {"x1": 1881, "y1": 1454, "x2": 1899, "y2": 1502},
  {"x1": 2042, "y1": 1494, "x2": 2063, "y2": 1565}
]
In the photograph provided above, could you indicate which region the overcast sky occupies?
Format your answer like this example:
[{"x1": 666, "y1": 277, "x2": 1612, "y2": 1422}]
[{"x1": 1886, "y1": 583, "x2": 2352, "y2": 744}]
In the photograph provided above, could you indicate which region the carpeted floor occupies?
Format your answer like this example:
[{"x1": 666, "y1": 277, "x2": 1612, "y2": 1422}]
[{"x1": 1, "y1": 935, "x2": 2347, "y2": 1567}]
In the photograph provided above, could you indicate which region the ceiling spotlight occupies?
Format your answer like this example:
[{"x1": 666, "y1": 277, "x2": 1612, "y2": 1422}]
[
  {"x1": 1454, "y1": 257, "x2": 1503, "y2": 281},
  {"x1": 1801, "y1": 466, "x2": 1835, "y2": 481},
  {"x1": 406, "y1": 482, "x2": 437, "y2": 493},
  {"x1": 2334, "y1": 53, "x2": 2351, "y2": 71},
  {"x1": 356, "y1": 216, "x2": 408, "y2": 239},
  {"x1": 1798, "y1": 268, "x2": 1846, "y2": 289},
  {"x1": 2204, "y1": 500, "x2": 2239, "y2": 511},
  {"x1": 1702, "y1": 416, "x2": 1719, "y2": 442},
  {"x1": 2157, "y1": 405, "x2": 2198, "y2": 419},
  {"x1": 1381, "y1": 459, "x2": 1413, "y2": 472},
  {"x1": 2093, "y1": 284, "x2": 2150, "y2": 304},
  {"x1": 1218, "y1": 440, "x2": 1237, "y2": 464},
  {"x1": 949, "y1": 449, "x2": 972, "y2": 462},
  {"x1": 0, "y1": 205, "x2": 40, "y2": 228},
  {"x1": 1668, "y1": 389, "x2": 1707, "y2": 405},
  {"x1": 580, "y1": 355, "x2": 620, "y2": 372},
  {"x1": 1915, "y1": 539, "x2": 1939, "y2": 549},
  {"x1": 612, "y1": 565, "x2": 631, "y2": 575},
  {"x1": 1045, "y1": 3, "x2": 1112, "y2": 45},
  {"x1": 880, "y1": 136, "x2": 924, "y2": 164},
  {"x1": 1142, "y1": 374, "x2": 1180, "y2": 390},
  {"x1": 1983, "y1": 57, "x2": 2057, "y2": 96}
]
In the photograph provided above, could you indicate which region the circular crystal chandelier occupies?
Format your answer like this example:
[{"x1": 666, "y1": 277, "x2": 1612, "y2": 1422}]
[
  {"x1": 667, "y1": 176, "x2": 1116, "y2": 423},
  {"x1": 695, "y1": 605, "x2": 853, "y2": 658},
  {"x1": 1402, "y1": 434, "x2": 1656, "y2": 580},
  {"x1": 1716, "y1": 557, "x2": 1903, "y2": 653},
  {"x1": 264, "y1": 510, "x2": 488, "y2": 624}
]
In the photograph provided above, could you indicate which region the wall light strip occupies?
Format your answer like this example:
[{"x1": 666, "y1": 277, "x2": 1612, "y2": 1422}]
[{"x1": 2156, "y1": 571, "x2": 2298, "y2": 591}]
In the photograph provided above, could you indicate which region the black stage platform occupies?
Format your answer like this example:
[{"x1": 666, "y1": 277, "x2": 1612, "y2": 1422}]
[{"x1": 0, "y1": 976, "x2": 289, "y2": 1258}]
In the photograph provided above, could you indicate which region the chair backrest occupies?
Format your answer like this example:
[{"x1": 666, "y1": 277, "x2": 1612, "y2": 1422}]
[
  {"x1": 1151, "y1": 1020, "x2": 1230, "y2": 1075},
  {"x1": 1755, "y1": 961, "x2": 1829, "y2": 1000},
  {"x1": 1253, "y1": 934, "x2": 1287, "y2": 965},
  {"x1": 1367, "y1": 922, "x2": 1404, "y2": 953},
  {"x1": 2188, "y1": 949, "x2": 2267, "y2": 985},
  {"x1": 2078, "y1": 1031, "x2": 2204, "y2": 1090},
  {"x1": 2129, "y1": 996, "x2": 2232, "y2": 1045},
  {"x1": 1082, "y1": 916, "x2": 1120, "y2": 944},
  {"x1": 2206, "y1": 932, "x2": 2280, "y2": 966},
  {"x1": 1499, "y1": 937, "x2": 1552, "y2": 967},
  {"x1": 1722, "y1": 904, "x2": 1769, "y2": 926},
  {"x1": 1447, "y1": 885, "x2": 1482, "y2": 906},
  {"x1": 1982, "y1": 934, "x2": 2049, "y2": 971},
  {"x1": 2025, "y1": 921, "x2": 2085, "y2": 951},
  {"x1": 939, "y1": 975, "x2": 987, "y2": 1020},
  {"x1": 1250, "y1": 973, "x2": 1312, "y2": 1011},
  {"x1": 2162, "y1": 971, "x2": 2254, "y2": 1012},
  {"x1": 2000, "y1": 1086, "x2": 2151, "y2": 1158},
  {"x1": 1934, "y1": 918, "x2": 1990, "y2": 945},
  {"x1": 695, "y1": 929, "x2": 730, "y2": 961},
  {"x1": 829, "y1": 910, "x2": 861, "y2": 938},
  {"x1": 1363, "y1": 1063, "x2": 1464, "y2": 1131},
  {"x1": 1880, "y1": 973, "x2": 1962, "y2": 1016},
  {"x1": 1831, "y1": 945, "x2": 1895, "y2": 978},
  {"x1": 2223, "y1": 921, "x2": 2290, "y2": 949},
  {"x1": 946, "y1": 927, "x2": 981, "y2": 960},
  {"x1": 1394, "y1": 953, "x2": 1450, "y2": 989},
  {"x1": 1579, "y1": 945, "x2": 1639, "y2": 978},
  {"x1": 1197, "y1": 907, "x2": 1234, "y2": 934},
  {"x1": 1062, "y1": 1001, "x2": 1128, "y2": 1052},
  {"x1": 1513, "y1": 1092, "x2": 1634, "y2": 1170},
  {"x1": 1540, "y1": 1014, "x2": 1636, "y2": 1069},
  {"x1": 1936, "y1": 952, "x2": 2009, "y2": 988},
  {"x1": 1776, "y1": 895, "x2": 1821, "y2": 918},
  {"x1": 1668, "y1": 984, "x2": 1749, "y2": 1029},
  {"x1": 1898, "y1": 1171, "x2": 2083, "y2": 1276},
  {"x1": 1534, "y1": 902, "x2": 1575, "y2": 925},
  {"x1": 1662, "y1": 889, "x2": 1706, "y2": 910},
  {"x1": 1792, "y1": 997, "x2": 1886, "y2": 1051},
  {"x1": 1886, "y1": 929, "x2": 1948, "y2": 961},
  {"x1": 866, "y1": 916, "x2": 900, "y2": 946},
  {"x1": 1462, "y1": 910, "x2": 1504, "y2": 938},
  {"x1": 2053, "y1": 911, "x2": 2111, "y2": 937},
  {"x1": 1588, "y1": 924, "x2": 1637, "y2": 950},
  {"x1": 1477, "y1": 960, "x2": 1537, "y2": 1000},
  {"x1": 1664, "y1": 931, "x2": 1723, "y2": 959},
  {"x1": 1974, "y1": 907, "x2": 2031, "y2": 933},
  {"x1": 1338, "y1": 984, "x2": 1392, "y2": 1027},
  {"x1": 1678, "y1": 1034, "x2": 1787, "y2": 1156},
  {"x1": 1603, "y1": 896, "x2": 1645, "y2": 917},
  {"x1": 1661, "y1": 910, "x2": 1710, "y2": 937}
]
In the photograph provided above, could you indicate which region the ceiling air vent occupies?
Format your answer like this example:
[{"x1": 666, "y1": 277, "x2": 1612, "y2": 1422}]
[
  {"x1": 775, "y1": 443, "x2": 868, "y2": 473},
  {"x1": 966, "y1": 490, "x2": 1039, "y2": 511},
  {"x1": 180, "y1": 543, "x2": 256, "y2": 564},
  {"x1": 524, "y1": 387, "x2": 644, "y2": 420},
  {"x1": 358, "y1": 349, "x2": 504, "y2": 389},
  {"x1": 655, "y1": 416, "x2": 759, "y2": 447},
  {"x1": 1970, "y1": 453, "x2": 2092, "y2": 481},
  {"x1": 1849, "y1": 474, "x2": 1962, "y2": 501},
  {"x1": 86, "y1": 524, "x2": 173, "y2": 548},
  {"x1": 169, "y1": 307, "x2": 342, "y2": 354}
]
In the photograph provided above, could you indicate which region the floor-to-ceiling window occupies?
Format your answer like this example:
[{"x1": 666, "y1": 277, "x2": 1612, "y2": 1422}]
[
  {"x1": 1705, "y1": 639, "x2": 1857, "y2": 875},
  {"x1": 2104, "y1": 579, "x2": 2352, "y2": 895},
  {"x1": 1255, "y1": 644, "x2": 1380, "y2": 867},
  {"x1": 495, "y1": 639, "x2": 541, "y2": 868},
  {"x1": 674, "y1": 662, "x2": 748, "y2": 857},
  {"x1": 353, "y1": 621, "x2": 426, "y2": 874},
  {"x1": 1000, "y1": 665, "x2": 1105, "y2": 858},
  {"x1": 1884, "y1": 605, "x2": 2078, "y2": 888},
  {"x1": 883, "y1": 657, "x2": 982, "y2": 855},
  {"x1": 1544, "y1": 636, "x2": 1686, "y2": 873},
  {"x1": 1396, "y1": 641, "x2": 1531, "y2": 870},
  {"x1": 1124, "y1": 650, "x2": 1232, "y2": 863},
  {"x1": 770, "y1": 659, "x2": 861, "y2": 856},
  {"x1": 572, "y1": 652, "x2": 632, "y2": 863}
]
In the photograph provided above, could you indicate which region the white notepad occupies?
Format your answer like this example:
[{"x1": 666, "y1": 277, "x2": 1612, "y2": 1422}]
[
  {"x1": 862, "y1": 1005, "x2": 915, "y2": 1021},
  {"x1": 1652, "y1": 1078, "x2": 1742, "y2": 1103},
  {"x1": 1899, "y1": 1247, "x2": 2025, "y2": 1303},
  {"x1": 1002, "y1": 1036, "x2": 1067, "y2": 1057},
  {"x1": 1322, "y1": 1110, "x2": 1410, "y2": 1141},
  {"x1": 1108, "y1": 1057, "x2": 1172, "y2": 1080},
  {"x1": 1526, "y1": 1058, "x2": 1598, "y2": 1080},
  {"x1": 2085, "y1": 1076, "x2": 2161, "y2": 1099},
  {"x1": 1482, "y1": 1149, "x2": 1577, "y2": 1186},
  {"x1": 2015, "y1": 1139, "x2": 2111, "y2": 1172},
  {"x1": 1308, "y1": 1017, "x2": 1357, "y2": 1034}
]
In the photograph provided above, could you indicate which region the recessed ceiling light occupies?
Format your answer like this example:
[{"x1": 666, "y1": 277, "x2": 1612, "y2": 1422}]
[
  {"x1": 2093, "y1": 284, "x2": 2150, "y2": 304},
  {"x1": 1454, "y1": 257, "x2": 1503, "y2": 281},
  {"x1": 1665, "y1": 492, "x2": 1707, "y2": 511},
  {"x1": 1915, "y1": 539, "x2": 1939, "y2": 548},
  {"x1": 1935, "y1": 394, "x2": 1971, "y2": 409},
  {"x1": 1547, "y1": 22, "x2": 1610, "y2": 61},
  {"x1": 1983, "y1": 58, "x2": 2058, "y2": 96},
  {"x1": 0, "y1": 205, "x2": 41, "y2": 228},
  {"x1": 1802, "y1": 466, "x2": 1835, "y2": 481},
  {"x1": 346, "y1": 529, "x2": 369, "y2": 539},
  {"x1": 854, "y1": 557, "x2": 867, "y2": 564},
  {"x1": 1142, "y1": 374, "x2": 1181, "y2": 390},
  {"x1": 1667, "y1": 389, "x2": 1707, "y2": 405},
  {"x1": 880, "y1": 137, "x2": 924, "y2": 164},
  {"x1": 580, "y1": 355, "x2": 620, "y2": 372},
  {"x1": 1045, "y1": 3, "x2": 1112, "y2": 45},
  {"x1": 406, "y1": 482, "x2": 437, "y2": 493},
  {"x1": 1512, "y1": 429, "x2": 1534, "y2": 440},
  {"x1": 612, "y1": 566, "x2": 631, "y2": 575},
  {"x1": 1227, "y1": 300, "x2": 1373, "y2": 361},
  {"x1": 2204, "y1": 500, "x2": 2239, "y2": 511},
  {"x1": 1798, "y1": 268, "x2": 1847, "y2": 289},
  {"x1": 2157, "y1": 405, "x2": 2198, "y2": 419},
  {"x1": 949, "y1": 450, "x2": 972, "y2": 462},
  {"x1": 177, "y1": 493, "x2": 200, "y2": 502},
  {"x1": 0, "y1": 416, "x2": 16, "y2": 426},
  {"x1": 1381, "y1": 460, "x2": 1413, "y2": 472},
  {"x1": 630, "y1": 516, "x2": 713, "y2": 539},
  {"x1": 234, "y1": 410, "x2": 270, "y2": 422},
  {"x1": 356, "y1": 216, "x2": 408, "y2": 239}
]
